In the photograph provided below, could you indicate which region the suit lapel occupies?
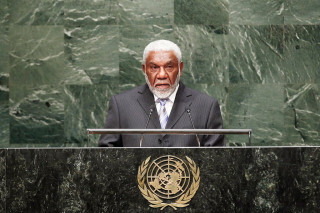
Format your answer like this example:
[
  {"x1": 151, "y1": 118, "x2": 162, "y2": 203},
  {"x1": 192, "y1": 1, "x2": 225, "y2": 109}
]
[
  {"x1": 166, "y1": 82, "x2": 192, "y2": 129},
  {"x1": 137, "y1": 84, "x2": 161, "y2": 129}
]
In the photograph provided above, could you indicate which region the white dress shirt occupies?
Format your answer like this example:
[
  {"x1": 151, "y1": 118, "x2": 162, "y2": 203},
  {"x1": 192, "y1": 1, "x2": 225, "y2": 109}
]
[{"x1": 154, "y1": 84, "x2": 179, "y2": 118}]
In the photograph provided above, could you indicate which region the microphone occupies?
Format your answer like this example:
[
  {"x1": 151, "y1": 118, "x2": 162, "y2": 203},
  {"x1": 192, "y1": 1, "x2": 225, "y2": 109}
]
[
  {"x1": 140, "y1": 105, "x2": 155, "y2": 147},
  {"x1": 186, "y1": 107, "x2": 201, "y2": 147}
]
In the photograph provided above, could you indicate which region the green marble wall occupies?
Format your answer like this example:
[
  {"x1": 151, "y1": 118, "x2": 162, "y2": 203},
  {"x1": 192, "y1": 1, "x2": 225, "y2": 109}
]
[{"x1": 0, "y1": 0, "x2": 319, "y2": 147}]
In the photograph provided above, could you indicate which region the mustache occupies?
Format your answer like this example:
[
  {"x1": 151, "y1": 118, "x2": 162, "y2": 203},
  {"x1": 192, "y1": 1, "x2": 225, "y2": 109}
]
[{"x1": 154, "y1": 80, "x2": 171, "y2": 87}]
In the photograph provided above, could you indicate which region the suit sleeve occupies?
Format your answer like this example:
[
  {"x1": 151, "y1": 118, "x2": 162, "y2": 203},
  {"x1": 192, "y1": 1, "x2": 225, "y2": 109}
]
[
  {"x1": 203, "y1": 99, "x2": 226, "y2": 146},
  {"x1": 98, "y1": 96, "x2": 123, "y2": 147}
]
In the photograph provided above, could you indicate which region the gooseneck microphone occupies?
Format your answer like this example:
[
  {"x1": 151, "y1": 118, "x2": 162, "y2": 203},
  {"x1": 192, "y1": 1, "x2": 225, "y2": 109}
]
[
  {"x1": 140, "y1": 105, "x2": 155, "y2": 147},
  {"x1": 186, "y1": 107, "x2": 201, "y2": 147}
]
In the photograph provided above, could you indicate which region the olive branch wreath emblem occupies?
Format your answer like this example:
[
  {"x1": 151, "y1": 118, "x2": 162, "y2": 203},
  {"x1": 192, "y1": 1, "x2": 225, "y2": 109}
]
[{"x1": 137, "y1": 156, "x2": 200, "y2": 210}]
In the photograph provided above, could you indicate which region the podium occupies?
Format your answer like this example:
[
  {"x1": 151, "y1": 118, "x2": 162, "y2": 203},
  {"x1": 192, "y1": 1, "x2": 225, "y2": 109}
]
[{"x1": 1, "y1": 147, "x2": 320, "y2": 212}]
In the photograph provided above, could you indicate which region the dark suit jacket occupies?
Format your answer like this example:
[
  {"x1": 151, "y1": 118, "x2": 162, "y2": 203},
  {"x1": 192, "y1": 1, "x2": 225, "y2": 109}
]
[{"x1": 98, "y1": 82, "x2": 225, "y2": 147}]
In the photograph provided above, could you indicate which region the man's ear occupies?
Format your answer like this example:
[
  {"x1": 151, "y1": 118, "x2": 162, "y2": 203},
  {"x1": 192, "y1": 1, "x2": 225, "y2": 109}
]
[
  {"x1": 142, "y1": 64, "x2": 146, "y2": 73},
  {"x1": 179, "y1": 61, "x2": 183, "y2": 76}
]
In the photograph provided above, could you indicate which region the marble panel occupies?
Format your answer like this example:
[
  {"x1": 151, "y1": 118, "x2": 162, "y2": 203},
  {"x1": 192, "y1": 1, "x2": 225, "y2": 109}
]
[
  {"x1": 229, "y1": 0, "x2": 284, "y2": 24},
  {"x1": 5, "y1": 148, "x2": 320, "y2": 212},
  {"x1": 119, "y1": 25, "x2": 174, "y2": 89},
  {"x1": 284, "y1": 84, "x2": 320, "y2": 145},
  {"x1": 119, "y1": 0, "x2": 173, "y2": 25},
  {"x1": 0, "y1": 0, "x2": 8, "y2": 25},
  {"x1": 64, "y1": 0, "x2": 119, "y2": 26},
  {"x1": 247, "y1": 148, "x2": 320, "y2": 212},
  {"x1": 64, "y1": 25, "x2": 119, "y2": 85},
  {"x1": 283, "y1": 25, "x2": 320, "y2": 83},
  {"x1": 8, "y1": 0, "x2": 63, "y2": 25},
  {"x1": 175, "y1": 25, "x2": 229, "y2": 85},
  {"x1": 174, "y1": 0, "x2": 229, "y2": 25},
  {"x1": 227, "y1": 84, "x2": 284, "y2": 146},
  {"x1": 9, "y1": 26, "x2": 65, "y2": 102},
  {"x1": 0, "y1": 150, "x2": 5, "y2": 212},
  {"x1": 285, "y1": 0, "x2": 320, "y2": 24},
  {"x1": 64, "y1": 83, "x2": 118, "y2": 146},
  {"x1": 9, "y1": 26, "x2": 65, "y2": 144},
  {"x1": 0, "y1": 27, "x2": 9, "y2": 147},
  {"x1": 229, "y1": 25, "x2": 284, "y2": 84}
]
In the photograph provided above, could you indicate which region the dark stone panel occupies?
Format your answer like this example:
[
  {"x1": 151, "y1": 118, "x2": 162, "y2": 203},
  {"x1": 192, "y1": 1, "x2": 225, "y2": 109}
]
[
  {"x1": 0, "y1": 150, "x2": 5, "y2": 212},
  {"x1": 285, "y1": 0, "x2": 320, "y2": 24},
  {"x1": 0, "y1": 97, "x2": 8, "y2": 147},
  {"x1": 0, "y1": 26, "x2": 9, "y2": 147},
  {"x1": 283, "y1": 25, "x2": 320, "y2": 83},
  {"x1": 175, "y1": 25, "x2": 229, "y2": 86},
  {"x1": 174, "y1": 0, "x2": 229, "y2": 25},
  {"x1": 5, "y1": 148, "x2": 320, "y2": 212},
  {"x1": 229, "y1": 25, "x2": 284, "y2": 84},
  {"x1": 119, "y1": 0, "x2": 174, "y2": 25},
  {"x1": 284, "y1": 84, "x2": 320, "y2": 145},
  {"x1": 64, "y1": 25, "x2": 119, "y2": 85},
  {"x1": 119, "y1": 25, "x2": 174, "y2": 89},
  {"x1": 64, "y1": 84, "x2": 119, "y2": 146},
  {"x1": 230, "y1": 0, "x2": 284, "y2": 24},
  {"x1": 0, "y1": 0, "x2": 8, "y2": 25},
  {"x1": 9, "y1": 26, "x2": 65, "y2": 144},
  {"x1": 64, "y1": 0, "x2": 119, "y2": 26},
  {"x1": 226, "y1": 84, "x2": 284, "y2": 146},
  {"x1": 8, "y1": 0, "x2": 63, "y2": 25}
]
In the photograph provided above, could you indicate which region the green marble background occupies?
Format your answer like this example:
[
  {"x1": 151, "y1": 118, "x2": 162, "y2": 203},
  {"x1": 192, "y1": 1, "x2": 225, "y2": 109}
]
[{"x1": 0, "y1": 0, "x2": 319, "y2": 147}]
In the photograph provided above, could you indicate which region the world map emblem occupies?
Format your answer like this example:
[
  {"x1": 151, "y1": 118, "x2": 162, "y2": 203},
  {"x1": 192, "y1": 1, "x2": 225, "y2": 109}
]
[{"x1": 137, "y1": 155, "x2": 200, "y2": 210}]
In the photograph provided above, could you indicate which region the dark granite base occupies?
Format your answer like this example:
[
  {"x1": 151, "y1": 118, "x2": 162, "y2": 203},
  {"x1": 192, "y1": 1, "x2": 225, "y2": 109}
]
[
  {"x1": 2, "y1": 148, "x2": 320, "y2": 212},
  {"x1": 0, "y1": 150, "x2": 5, "y2": 213}
]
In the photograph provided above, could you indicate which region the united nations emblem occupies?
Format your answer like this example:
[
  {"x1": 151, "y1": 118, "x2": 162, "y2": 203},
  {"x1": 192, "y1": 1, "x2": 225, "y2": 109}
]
[{"x1": 137, "y1": 155, "x2": 200, "y2": 210}]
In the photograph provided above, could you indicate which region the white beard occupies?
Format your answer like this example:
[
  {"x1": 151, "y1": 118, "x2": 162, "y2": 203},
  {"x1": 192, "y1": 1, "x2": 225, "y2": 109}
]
[{"x1": 145, "y1": 70, "x2": 180, "y2": 99}]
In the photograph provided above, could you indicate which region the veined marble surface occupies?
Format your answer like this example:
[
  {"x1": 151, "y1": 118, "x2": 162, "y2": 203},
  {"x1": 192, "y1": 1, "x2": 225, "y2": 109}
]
[
  {"x1": 285, "y1": 0, "x2": 320, "y2": 24},
  {"x1": 0, "y1": 150, "x2": 5, "y2": 212},
  {"x1": 9, "y1": 26, "x2": 65, "y2": 144},
  {"x1": 64, "y1": 0, "x2": 118, "y2": 26},
  {"x1": 229, "y1": 25, "x2": 284, "y2": 84},
  {"x1": 283, "y1": 25, "x2": 320, "y2": 83},
  {"x1": 0, "y1": 27, "x2": 8, "y2": 147},
  {"x1": 230, "y1": 0, "x2": 284, "y2": 24},
  {"x1": 119, "y1": 0, "x2": 174, "y2": 24},
  {"x1": 64, "y1": 25, "x2": 119, "y2": 84},
  {"x1": 227, "y1": 84, "x2": 285, "y2": 146},
  {"x1": 64, "y1": 83, "x2": 118, "y2": 146},
  {"x1": 0, "y1": 0, "x2": 8, "y2": 25},
  {"x1": 0, "y1": 0, "x2": 319, "y2": 147},
  {"x1": 284, "y1": 84, "x2": 320, "y2": 145},
  {"x1": 174, "y1": 0, "x2": 229, "y2": 25},
  {"x1": 8, "y1": 0, "x2": 64, "y2": 25},
  {"x1": 1, "y1": 148, "x2": 320, "y2": 212}
]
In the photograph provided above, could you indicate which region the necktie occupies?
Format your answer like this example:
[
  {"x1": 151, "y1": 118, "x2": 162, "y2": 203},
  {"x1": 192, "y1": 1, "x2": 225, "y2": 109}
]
[{"x1": 158, "y1": 99, "x2": 169, "y2": 129}]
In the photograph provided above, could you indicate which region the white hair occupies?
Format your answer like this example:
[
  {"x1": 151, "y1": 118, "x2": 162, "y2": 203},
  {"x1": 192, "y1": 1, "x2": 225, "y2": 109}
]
[{"x1": 142, "y1": 40, "x2": 182, "y2": 64}]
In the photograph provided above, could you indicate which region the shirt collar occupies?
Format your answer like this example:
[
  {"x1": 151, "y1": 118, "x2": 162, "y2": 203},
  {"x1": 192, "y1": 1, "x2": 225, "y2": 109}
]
[{"x1": 153, "y1": 84, "x2": 180, "y2": 103}]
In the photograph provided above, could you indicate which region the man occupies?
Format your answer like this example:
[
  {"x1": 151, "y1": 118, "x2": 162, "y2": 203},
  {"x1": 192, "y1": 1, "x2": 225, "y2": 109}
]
[{"x1": 99, "y1": 40, "x2": 225, "y2": 147}]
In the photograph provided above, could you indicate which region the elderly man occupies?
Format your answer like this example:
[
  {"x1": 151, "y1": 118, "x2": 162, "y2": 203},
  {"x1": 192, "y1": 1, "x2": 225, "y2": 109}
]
[{"x1": 99, "y1": 40, "x2": 225, "y2": 147}]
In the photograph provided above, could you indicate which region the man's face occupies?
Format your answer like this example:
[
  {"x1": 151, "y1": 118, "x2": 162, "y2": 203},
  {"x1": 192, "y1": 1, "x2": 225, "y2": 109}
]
[{"x1": 142, "y1": 50, "x2": 183, "y2": 98}]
